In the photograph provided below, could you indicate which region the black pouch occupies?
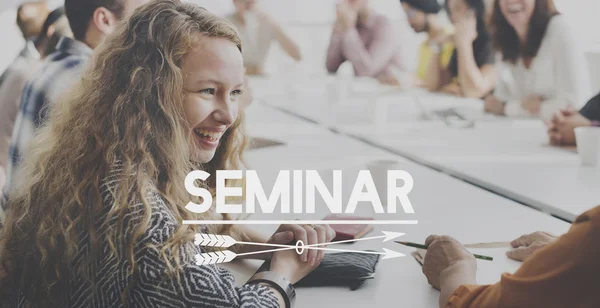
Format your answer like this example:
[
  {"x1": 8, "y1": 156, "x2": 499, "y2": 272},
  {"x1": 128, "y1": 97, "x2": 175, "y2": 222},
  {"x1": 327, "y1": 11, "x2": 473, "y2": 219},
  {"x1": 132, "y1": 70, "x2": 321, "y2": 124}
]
[{"x1": 254, "y1": 251, "x2": 381, "y2": 291}]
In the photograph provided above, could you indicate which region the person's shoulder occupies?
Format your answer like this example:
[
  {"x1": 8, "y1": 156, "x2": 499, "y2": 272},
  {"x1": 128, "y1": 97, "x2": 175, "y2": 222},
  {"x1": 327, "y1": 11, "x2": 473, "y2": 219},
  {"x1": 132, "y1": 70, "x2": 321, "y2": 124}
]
[
  {"x1": 545, "y1": 14, "x2": 573, "y2": 40},
  {"x1": 10, "y1": 58, "x2": 41, "y2": 81}
]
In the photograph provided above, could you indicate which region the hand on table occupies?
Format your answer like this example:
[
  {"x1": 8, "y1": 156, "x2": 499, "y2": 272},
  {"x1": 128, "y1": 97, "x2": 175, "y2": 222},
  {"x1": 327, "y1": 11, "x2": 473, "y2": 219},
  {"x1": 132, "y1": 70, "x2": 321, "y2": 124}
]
[
  {"x1": 547, "y1": 109, "x2": 591, "y2": 146},
  {"x1": 521, "y1": 95, "x2": 543, "y2": 114},
  {"x1": 484, "y1": 95, "x2": 505, "y2": 115},
  {"x1": 506, "y1": 231, "x2": 557, "y2": 261},
  {"x1": 422, "y1": 235, "x2": 477, "y2": 290},
  {"x1": 440, "y1": 83, "x2": 462, "y2": 96},
  {"x1": 377, "y1": 71, "x2": 401, "y2": 86},
  {"x1": 268, "y1": 224, "x2": 336, "y2": 265}
]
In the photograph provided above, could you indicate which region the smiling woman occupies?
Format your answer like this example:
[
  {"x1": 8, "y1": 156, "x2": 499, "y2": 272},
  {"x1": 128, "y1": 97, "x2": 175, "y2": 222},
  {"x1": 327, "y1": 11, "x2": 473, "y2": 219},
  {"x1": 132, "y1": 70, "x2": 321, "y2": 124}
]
[
  {"x1": 0, "y1": 1, "x2": 333, "y2": 307},
  {"x1": 182, "y1": 35, "x2": 245, "y2": 163},
  {"x1": 484, "y1": 0, "x2": 591, "y2": 120}
]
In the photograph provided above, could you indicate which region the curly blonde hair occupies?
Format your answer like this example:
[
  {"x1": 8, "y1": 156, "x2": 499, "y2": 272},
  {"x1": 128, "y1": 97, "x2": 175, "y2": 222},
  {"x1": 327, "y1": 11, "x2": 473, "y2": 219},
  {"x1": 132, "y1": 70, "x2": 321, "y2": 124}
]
[{"x1": 0, "y1": 0, "x2": 247, "y2": 306}]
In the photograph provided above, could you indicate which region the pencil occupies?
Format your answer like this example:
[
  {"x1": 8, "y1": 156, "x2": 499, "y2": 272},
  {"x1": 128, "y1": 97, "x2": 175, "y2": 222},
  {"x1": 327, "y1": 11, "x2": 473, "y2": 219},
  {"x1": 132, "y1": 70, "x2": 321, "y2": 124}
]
[{"x1": 395, "y1": 241, "x2": 494, "y2": 261}]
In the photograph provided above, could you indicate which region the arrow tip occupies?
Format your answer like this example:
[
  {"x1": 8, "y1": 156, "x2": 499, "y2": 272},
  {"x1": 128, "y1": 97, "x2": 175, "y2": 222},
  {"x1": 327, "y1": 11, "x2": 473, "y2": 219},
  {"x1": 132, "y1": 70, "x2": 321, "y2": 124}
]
[
  {"x1": 382, "y1": 248, "x2": 405, "y2": 260},
  {"x1": 381, "y1": 231, "x2": 405, "y2": 242}
]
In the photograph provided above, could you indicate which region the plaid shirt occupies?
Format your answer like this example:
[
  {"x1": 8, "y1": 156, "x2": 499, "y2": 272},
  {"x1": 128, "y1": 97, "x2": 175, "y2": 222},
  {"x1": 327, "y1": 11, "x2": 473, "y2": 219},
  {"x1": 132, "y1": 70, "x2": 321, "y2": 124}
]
[
  {"x1": 0, "y1": 40, "x2": 41, "y2": 89},
  {"x1": 1, "y1": 37, "x2": 92, "y2": 212}
]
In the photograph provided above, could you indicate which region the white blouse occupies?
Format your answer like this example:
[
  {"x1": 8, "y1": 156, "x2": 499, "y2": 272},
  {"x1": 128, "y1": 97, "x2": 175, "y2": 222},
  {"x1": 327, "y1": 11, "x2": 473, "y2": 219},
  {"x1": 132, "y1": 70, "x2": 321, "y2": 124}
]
[{"x1": 494, "y1": 15, "x2": 591, "y2": 121}]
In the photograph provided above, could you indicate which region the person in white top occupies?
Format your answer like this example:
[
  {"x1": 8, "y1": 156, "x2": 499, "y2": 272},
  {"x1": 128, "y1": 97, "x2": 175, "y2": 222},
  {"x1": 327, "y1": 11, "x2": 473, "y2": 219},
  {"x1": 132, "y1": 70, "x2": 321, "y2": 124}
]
[
  {"x1": 226, "y1": 0, "x2": 302, "y2": 75},
  {"x1": 484, "y1": 0, "x2": 591, "y2": 121}
]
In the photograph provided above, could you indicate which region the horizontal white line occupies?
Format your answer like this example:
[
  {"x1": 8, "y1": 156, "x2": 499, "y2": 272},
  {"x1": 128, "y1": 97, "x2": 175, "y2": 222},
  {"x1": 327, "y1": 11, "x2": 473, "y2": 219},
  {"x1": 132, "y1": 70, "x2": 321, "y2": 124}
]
[{"x1": 182, "y1": 220, "x2": 418, "y2": 225}]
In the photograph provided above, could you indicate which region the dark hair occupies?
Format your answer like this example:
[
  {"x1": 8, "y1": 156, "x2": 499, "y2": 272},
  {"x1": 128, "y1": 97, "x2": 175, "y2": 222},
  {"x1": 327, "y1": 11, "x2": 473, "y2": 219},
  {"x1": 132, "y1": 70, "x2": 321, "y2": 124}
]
[
  {"x1": 64, "y1": 0, "x2": 124, "y2": 40},
  {"x1": 34, "y1": 7, "x2": 65, "y2": 45},
  {"x1": 400, "y1": 0, "x2": 442, "y2": 14},
  {"x1": 492, "y1": 0, "x2": 559, "y2": 63},
  {"x1": 445, "y1": 0, "x2": 488, "y2": 36},
  {"x1": 445, "y1": 0, "x2": 493, "y2": 77}
]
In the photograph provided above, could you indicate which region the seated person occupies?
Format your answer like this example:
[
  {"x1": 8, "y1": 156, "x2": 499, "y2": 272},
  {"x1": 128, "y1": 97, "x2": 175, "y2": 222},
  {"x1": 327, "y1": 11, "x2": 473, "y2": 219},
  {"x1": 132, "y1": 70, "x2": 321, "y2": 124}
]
[
  {"x1": 548, "y1": 92, "x2": 600, "y2": 146},
  {"x1": 421, "y1": 205, "x2": 599, "y2": 307},
  {"x1": 0, "y1": 2, "x2": 334, "y2": 306},
  {"x1": 16, "y1": 1, "x2": 49, "y2": 39},
  {"x1": 226, "y1": 0, "x2": 302, "y2": 75},
  {"x1": 326, "y1": 0, "x2": 409, "y2": 85},
  {"x1": 426, "y1": 0, "x2": 496, "y2": 98},
  {"x1": 401, "y1": 0, "x2": 455, "y2": 87},
  {"x1": 0, "y1": 8, "x2": 71, "y2": 199},
  {"x1": 0, "y1": 1, "x2": 49, "y2": 87},
  {"x1": 484, "y1": 0, "x2": 590, "y2": 121}
]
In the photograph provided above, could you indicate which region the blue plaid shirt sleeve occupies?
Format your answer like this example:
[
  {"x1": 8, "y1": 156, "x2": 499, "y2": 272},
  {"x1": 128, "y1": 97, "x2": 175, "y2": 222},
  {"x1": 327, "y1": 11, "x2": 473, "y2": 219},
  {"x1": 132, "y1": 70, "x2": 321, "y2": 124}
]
[{"x1": 2, "y1": 53, "x2": 86, "y2": 208}]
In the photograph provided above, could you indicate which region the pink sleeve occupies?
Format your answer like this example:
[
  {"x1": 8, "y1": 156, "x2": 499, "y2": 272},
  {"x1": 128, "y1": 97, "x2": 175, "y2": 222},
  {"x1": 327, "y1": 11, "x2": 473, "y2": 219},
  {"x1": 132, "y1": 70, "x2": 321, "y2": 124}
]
[
  {"x1": 326, "y1": 29, "x2": 346, "y2": 73},
  {"x1": 341, "y1": 17, "x2": 396, "y2": 77}
]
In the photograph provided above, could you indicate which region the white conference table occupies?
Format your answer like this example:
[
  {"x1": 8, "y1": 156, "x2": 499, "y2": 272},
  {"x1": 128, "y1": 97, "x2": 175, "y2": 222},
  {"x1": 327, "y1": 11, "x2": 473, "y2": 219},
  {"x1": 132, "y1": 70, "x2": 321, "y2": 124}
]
[
  {"x1": 337, "y1": 120, "x2": 600, "y2": 221},
  {"x1": 223, "y1": 101, "x2": 572, "y2": 307},
  {"x1": 248, "y1": 75, "x2": 600, "y2": 221}
]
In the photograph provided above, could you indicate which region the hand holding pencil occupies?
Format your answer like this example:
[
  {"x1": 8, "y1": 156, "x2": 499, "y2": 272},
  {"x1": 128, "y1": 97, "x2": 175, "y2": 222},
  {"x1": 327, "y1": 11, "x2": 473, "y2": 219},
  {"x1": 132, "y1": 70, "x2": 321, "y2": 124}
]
[
  {"x1": 416, "y1": 235, "x2": 479, "y2": 291},
  {"x1": 396, "y1": 241, "x2": 494, "y2": 261}
]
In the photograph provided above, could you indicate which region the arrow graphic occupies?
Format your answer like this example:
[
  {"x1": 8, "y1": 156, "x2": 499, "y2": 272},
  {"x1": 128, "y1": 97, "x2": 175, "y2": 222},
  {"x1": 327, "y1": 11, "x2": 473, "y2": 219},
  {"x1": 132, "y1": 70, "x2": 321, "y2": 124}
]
[
  {"x1": 194, "y1": 234, "x2": 237, "y2": 248},
  {"x1": 194, "y1": 247, "x2": 404, "y2": 265},
  {"x1": 195, "y1": 250, "x2": 237, "y2": 265},
  {"x1": 194, "y1": 231, "x2": 405, "y2": 249},
  {"x1": 193, "y1": 231, "x2": 407, "y2": 265}
]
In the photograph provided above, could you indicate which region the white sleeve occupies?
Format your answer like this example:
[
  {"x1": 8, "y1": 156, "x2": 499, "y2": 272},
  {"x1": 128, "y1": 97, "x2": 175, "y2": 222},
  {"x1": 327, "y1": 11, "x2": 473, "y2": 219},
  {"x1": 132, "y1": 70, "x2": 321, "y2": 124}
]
[
  {"x1": 537, "y1": 16, "x2": 591, "y2": 121},
  {"x1": 494, "y1": 62, "x2": 532, "y2": 117},
  {"x1": 504, "y1": 16, "x2": 591, "y2": 120}
]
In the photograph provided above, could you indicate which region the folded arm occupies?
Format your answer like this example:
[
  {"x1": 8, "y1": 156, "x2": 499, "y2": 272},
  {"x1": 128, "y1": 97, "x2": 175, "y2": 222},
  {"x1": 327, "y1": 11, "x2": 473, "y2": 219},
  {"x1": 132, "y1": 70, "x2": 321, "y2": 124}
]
[
  {"x1": 340, "y1": 18, "x2": 397, "y2": 77},
  {"x1": 455, "y1": 42, "x2": 495, "y2": 98}
]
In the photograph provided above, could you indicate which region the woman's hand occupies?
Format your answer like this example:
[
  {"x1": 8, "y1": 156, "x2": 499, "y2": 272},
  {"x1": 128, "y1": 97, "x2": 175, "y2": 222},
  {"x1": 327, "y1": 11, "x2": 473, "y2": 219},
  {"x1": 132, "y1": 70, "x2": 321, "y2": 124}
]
[
  {"x1": 453, "y1": 11, "x2": 477, "y2": 47},
  {"x1": 422, "y1": 235, "x2": 477, "y2": 308},
  {"x1": 506, "y1": 231, "x2": 557, "y2": 261},
  {"x1": 422, "y1": 235, "x2": 476, "y2": 290},
  {"x1": 270, "y1": 247, "x2": 319, "y2": 284},
  {"x1": 440, "y1": 82, "x2": 462, "y2": 96},
  {"x1": 268, "y1": 224, "x2": 336, "y2": 265},
  {"x1": 522, "y1": 95, "x2": 543, "y2": 114},
  {"x1": 548, "y1": 109, "x2": 591, "y2": 146},
  {"x1": 377, "y1": 71, "x2": 401, "y2": 86},
  {"x1": 335, "y1": 2, "x2": 358, "y2": 31},
  {"x1": 484, "y1": 95, "x2": 505, "y2": 115}
]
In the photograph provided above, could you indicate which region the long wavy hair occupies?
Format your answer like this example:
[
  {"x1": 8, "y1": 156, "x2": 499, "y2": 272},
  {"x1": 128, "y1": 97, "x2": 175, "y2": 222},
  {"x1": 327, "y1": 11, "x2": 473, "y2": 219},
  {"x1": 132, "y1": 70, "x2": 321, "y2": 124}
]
[{"x1": 0, "y1": 1, "x2": 247, "y2": 306}]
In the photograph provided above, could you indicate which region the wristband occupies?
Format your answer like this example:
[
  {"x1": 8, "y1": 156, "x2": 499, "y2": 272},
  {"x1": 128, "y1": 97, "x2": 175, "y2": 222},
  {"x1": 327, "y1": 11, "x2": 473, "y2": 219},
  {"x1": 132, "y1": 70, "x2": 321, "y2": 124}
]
[
  {"x1": 248, "y1": 271, "x2": 296, "y2": 308},
  {"x1": 591, "y1": 121, "x2": 600, "y2": 127}
]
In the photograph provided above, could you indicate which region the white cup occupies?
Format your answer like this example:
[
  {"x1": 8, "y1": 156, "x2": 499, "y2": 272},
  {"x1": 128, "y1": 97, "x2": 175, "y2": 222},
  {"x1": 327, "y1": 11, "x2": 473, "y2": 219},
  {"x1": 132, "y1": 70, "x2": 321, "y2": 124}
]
[
  {"x1": 366, "y1": 159, "x2": 402, "y2": 205},
  {"x1": 575, "y1": 127, "x2": 600, "y2": 166}
]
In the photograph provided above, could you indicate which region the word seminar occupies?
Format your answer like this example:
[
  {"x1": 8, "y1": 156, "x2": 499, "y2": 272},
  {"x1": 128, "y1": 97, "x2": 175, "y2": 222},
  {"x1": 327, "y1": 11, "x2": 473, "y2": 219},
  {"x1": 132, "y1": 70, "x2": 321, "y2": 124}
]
[{"x1": 185, "y1": 170, "x2": 415, "y2": 215}]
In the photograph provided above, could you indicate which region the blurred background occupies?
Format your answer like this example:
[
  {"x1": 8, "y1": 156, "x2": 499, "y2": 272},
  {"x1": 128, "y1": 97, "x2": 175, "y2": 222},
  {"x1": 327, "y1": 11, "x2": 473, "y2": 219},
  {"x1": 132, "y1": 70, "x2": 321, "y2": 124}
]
[{"x1": 1, "y1": 0, "x2": 599, "y2": 87}]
